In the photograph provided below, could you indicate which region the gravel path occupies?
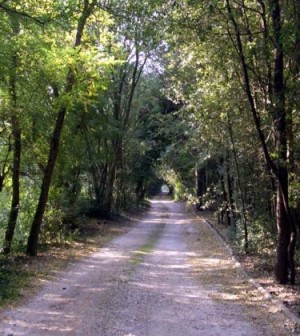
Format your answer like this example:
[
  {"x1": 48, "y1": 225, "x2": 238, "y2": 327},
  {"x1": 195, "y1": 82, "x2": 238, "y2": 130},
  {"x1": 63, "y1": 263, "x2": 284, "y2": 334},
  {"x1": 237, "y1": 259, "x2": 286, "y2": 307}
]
[{"x1": 0, "y1": 198, "x2": 293, "y2": 335}]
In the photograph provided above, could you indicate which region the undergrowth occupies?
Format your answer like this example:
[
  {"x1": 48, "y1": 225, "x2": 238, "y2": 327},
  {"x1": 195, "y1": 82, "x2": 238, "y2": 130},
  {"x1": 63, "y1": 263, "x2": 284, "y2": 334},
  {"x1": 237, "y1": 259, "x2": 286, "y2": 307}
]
[{"x1": 0, "y1": 256, "x2": 35, "y2": 307}]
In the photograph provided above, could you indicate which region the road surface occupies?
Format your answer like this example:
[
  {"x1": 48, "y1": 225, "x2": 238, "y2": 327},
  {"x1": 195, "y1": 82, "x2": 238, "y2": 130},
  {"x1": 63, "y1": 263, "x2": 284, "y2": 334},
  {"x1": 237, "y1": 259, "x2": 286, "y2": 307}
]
[{"x1": 0, "y1": 198, "x2": 292, "y2": 335}]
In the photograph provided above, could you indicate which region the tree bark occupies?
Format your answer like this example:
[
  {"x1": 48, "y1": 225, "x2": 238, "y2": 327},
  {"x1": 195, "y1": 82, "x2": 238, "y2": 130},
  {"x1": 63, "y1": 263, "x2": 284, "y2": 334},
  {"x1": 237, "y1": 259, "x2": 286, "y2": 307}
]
[
  {"x1": 271, "y1": 0, "x2": 296, "y2": 284},
  {"x1": 26, "y1": 107, "x2": 66, "y2": 256},
  {"x1": 26, "y1": 0, "x2": 97, "y2": 256},
  {"x1": 102, "y1": 158, "x2": 117, "y2": 217}
]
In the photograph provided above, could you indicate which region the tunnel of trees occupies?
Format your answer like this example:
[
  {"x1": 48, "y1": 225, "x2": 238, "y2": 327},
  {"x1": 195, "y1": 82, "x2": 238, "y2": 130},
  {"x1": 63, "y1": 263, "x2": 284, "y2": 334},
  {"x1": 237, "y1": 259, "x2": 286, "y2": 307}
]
[{"x1": 0, "y1": 0, "x2": 299, "y2": 285}]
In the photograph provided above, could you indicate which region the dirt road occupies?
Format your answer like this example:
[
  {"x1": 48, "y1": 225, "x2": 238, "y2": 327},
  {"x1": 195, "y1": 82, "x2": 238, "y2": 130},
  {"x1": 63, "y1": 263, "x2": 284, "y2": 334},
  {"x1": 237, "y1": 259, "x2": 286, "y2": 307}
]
[{"x1": 0, "y1": 198, "x2": 293, "y2": 335}]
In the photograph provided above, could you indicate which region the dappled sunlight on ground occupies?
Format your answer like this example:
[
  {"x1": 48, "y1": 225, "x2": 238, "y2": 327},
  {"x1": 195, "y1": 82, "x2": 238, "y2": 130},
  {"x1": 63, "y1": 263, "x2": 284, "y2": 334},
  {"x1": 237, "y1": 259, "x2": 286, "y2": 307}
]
[
  {"x1": 149, "y1": 197, "x2": 174, "y2": 205},
  {"x1": 0, "y1": 198, "x2": 291, "y2": 336}
]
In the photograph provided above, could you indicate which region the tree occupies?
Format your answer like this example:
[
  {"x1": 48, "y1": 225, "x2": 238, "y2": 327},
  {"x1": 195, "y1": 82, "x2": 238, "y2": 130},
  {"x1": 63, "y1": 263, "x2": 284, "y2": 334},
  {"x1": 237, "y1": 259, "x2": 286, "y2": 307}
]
[
  {"x1": 163, "y1": 0, "x2": 300, "y2": 283},
  {"x1": 224, "y1": 0, "x2": 296, "y2": 284},
  {"x1": 0, "y1": 0, "x2": 53, "y2": 253},
  {"x1": 3, "y1": 15, "x2": 21, "y2": 254},
  {"x1": 26, "y1": 0, "x2": 98, "y2": 256}
]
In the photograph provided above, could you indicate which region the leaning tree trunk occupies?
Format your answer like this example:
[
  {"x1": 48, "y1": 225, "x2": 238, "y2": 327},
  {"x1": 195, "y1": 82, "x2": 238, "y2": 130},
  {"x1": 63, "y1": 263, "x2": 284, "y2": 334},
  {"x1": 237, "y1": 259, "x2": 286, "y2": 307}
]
[
  {"x1": 26, "y1": 0, "x2": 97, "y2": 256},
  {"x1": 26, "y1": 107, "x2": 66, "y2": 256}
]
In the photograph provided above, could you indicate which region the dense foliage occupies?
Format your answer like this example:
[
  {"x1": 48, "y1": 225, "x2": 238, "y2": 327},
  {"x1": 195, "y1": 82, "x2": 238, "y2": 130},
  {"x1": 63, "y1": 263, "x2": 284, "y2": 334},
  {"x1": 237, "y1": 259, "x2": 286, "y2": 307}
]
[
  {"x1": 0, "y1": 0, "x2": 299, "y2": 284},
  {"x1": 161, "y1": 0, "x2": 300, "y2": 285}
]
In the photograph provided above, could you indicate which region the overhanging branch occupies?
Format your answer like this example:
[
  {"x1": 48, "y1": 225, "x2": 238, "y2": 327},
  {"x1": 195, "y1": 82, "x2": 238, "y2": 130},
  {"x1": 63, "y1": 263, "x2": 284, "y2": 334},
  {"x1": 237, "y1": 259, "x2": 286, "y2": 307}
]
[{"x1": 0, "y1": 3, "x2": 47, "y2": 25}]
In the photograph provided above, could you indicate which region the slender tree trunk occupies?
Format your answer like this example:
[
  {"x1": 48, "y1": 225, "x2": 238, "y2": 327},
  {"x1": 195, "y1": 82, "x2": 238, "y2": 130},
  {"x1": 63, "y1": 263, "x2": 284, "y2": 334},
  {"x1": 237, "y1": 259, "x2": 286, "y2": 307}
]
[
  {"x1": 102, "y1": 159, "x2": 117, "y2": 217},
  {"x1": 3, "y1": 118, "x2": 21, "y2": 255},
  {"x1": 101, "y1": 66, "x2": 123, "y2": 217},
  {"x1": 223, "y1": 151, "x2": 235, "y2": 226},
  {"x1": 135, "y1": 179, "x2": 144, "y2": 206},
  {"x1": 227, "y1": 110, "x2": 248, "y2": 252},
  {"x1": 26, "y1": 0, "x2": 96, "y2": 256},
  {"x1": 83, "y1": 131, "x2": 102, "y2": 204},
  {"x1": 102, "y1": 137, "x2": 123, "y2": 217},
  {"x1": 102, "y1": 50, "x2": 146, "y2": 216},
  {"x1": 195, "y1": 166, "x2": 204, "y2": 211},
  {"x1": 3, "y1": 18, "x2": 21, "y2": 254},
  {"x1": 275, "y1": 177, "x2": 291, "y2": 283}
]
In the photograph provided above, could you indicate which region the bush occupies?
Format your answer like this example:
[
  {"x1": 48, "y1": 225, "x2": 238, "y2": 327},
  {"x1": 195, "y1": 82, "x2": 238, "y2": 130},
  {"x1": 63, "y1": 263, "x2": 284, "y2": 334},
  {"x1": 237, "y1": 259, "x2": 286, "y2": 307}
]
[{"x1": 233, "y1": 215, "x2": 276, "y2": 253}]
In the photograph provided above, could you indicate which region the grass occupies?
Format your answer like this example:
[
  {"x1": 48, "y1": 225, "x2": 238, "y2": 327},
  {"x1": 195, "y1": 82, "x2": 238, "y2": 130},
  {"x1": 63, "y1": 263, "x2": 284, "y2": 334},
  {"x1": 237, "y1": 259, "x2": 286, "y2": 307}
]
[
  {"x1": 131, "y1": 223, "x2": 165, "y2": 267},
  {"x1": 0, "y1": 256, "x2": 35, "y2": 305}
]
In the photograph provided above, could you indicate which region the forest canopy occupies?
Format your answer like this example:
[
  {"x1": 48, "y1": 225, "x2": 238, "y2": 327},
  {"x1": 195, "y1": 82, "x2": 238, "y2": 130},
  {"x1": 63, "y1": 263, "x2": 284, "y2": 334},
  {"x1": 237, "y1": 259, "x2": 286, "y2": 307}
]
[{"x1": 0, "y1": 0, "x2": 299, "y2": 285}]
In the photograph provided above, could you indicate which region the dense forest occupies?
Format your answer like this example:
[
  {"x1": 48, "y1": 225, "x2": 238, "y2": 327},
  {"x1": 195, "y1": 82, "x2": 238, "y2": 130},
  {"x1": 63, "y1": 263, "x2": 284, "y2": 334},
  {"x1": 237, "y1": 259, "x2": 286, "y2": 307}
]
[{"x1": 0, "y1": 0, "x2": 299, "y2": 285}]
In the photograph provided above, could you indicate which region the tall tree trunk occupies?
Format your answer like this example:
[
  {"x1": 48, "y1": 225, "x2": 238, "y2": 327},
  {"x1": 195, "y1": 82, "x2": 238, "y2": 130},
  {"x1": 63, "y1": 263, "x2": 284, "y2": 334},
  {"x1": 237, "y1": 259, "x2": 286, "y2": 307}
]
[
  {"x1": 3, "y1": 116, "x2": 21, "y2": 255},
  {"x1": 288, "y1": 0, "x2": 300, "y2": 236},
  {"x1": 3, "y1": 17, "x2": 21, "y2": 254},
  {"x1": 271, "y1": 0, "x2": 296, "y2": 284},
  {"x1": 227, "y1": 110, "x2": 248, "y2": 252},
  {"x1": 26, "y1": 0, "x2": 96, "y2": 256},
  {"x1": 102, "y1": 159, "x2": 117, "y2": 217},
  {"x1": 102, "y1": 137, "x2": 122, "y2": 217},
  {"x1": 226, "y1": 0, "x2": 295, "y2": 282},
  {"x1": 293, "y1": 0, "x2": 300, "y2": 69}
]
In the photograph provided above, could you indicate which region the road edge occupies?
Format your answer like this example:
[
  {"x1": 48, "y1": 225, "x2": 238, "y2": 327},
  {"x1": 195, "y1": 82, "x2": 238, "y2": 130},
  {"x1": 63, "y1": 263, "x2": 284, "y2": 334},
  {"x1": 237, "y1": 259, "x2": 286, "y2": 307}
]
[{"x1": 202, "y1": 216, "x2": 300, "y2": 328}]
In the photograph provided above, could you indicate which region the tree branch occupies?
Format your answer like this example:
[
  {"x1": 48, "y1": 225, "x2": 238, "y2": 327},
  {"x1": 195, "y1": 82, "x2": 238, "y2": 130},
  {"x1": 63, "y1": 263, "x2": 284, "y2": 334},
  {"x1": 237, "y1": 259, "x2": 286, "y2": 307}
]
[{"x1": 0, "y1": 4, "x2": 47, "y2": 25}]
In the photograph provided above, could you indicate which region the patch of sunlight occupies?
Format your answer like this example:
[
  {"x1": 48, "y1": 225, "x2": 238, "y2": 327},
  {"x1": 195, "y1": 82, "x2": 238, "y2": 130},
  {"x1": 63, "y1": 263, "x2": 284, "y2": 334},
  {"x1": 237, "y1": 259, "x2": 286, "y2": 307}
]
[
  {"x1": 200, "y1": 257, "x2": 231, "y2": 266},
  {"x1": 43, "y1": 293, "x2": 70, "y2": 301},
  {"x1": 151, "y1": 250, "x2": 198, "y2": 260},
  {"x1": 176, "y1": 219, "x2": 190, "y2": 224},
  {"x1": 161, "y1": 184, "x2": 170, "y2": 193},
  {"x1": 97, "y1": 248, "x2": 129, "y2": 260},
  {"x1": 212, "y1": 292, "x2": 242, "y2": 301},
  {"x1": 8, "y1": 318, "x2": 74, "y2": 332},
  {"x1": 139, "y1": 218, "x2": 169, "y2": 223},
  {"x1": 85, "y1": 287, "x2": 105, "y2": 293},
  {"x1": 146, "y1": 211, "x2": 164, "y2": 215},
  {"x1": 149, "y1": 199, "x2": 174, "y2": 204},
  {"x1": 131, "y1": 281, "x2": 166, "y2": 290}
]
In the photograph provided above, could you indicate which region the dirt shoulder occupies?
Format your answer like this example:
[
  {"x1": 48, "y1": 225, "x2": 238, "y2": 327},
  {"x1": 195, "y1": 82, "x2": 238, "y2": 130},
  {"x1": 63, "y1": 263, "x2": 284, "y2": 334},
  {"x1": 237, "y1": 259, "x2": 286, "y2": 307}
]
[{"x1": 199, "y1": 210, "x2": 300, "y2": 331}]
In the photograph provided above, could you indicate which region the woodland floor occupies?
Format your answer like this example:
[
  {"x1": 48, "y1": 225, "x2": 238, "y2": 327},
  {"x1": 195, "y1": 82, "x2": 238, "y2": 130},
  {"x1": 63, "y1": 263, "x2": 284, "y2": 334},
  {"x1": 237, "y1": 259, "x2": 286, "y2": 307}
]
[
  {"x1": 201, "y1": 211, "x2": 300, "y2": 325},
  {"x1": 0, "y1": 197, "x2": 298, "y2": 335}
]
